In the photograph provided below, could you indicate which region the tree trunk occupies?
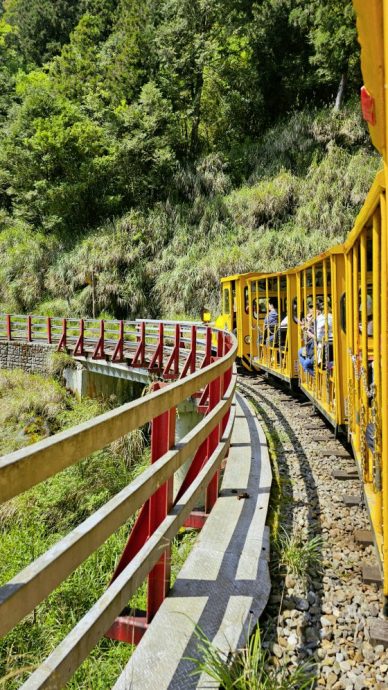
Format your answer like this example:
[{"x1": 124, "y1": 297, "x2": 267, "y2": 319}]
[
  {"x1": 92, "y1": 270, "x2": 96, "y2": 319},
  {"x1": 190, "y1": 70, "x2": 204, "y2": 155},
  {"x1": 334, "y1": 73, "x2": 347, "y2": 111}
]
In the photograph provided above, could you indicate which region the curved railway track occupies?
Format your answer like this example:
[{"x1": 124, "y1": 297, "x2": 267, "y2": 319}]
[{"x1": 238, "y1": 373, "x2": 388, "y2": 689}]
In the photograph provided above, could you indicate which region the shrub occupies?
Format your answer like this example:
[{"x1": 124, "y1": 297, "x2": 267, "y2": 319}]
[{"x1": 225, "y1": 171, "x2": 298, "y2": 230}]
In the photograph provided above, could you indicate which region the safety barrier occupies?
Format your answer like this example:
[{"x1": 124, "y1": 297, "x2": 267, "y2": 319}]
[
  {"x1": 0, "y1": 321, "x2": 237, "y2": 689},
  {"x1": 0, "y1": 315, "x2": 214, "y2": 377}
]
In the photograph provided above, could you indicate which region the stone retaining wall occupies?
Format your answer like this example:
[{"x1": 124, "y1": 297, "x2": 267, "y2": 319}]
[{"x1": 0, "y1": 341, "x2": 55, "y2": 374}]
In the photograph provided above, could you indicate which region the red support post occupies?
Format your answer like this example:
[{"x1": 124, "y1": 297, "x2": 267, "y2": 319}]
[
  {"x1": 92, "y1": 320, "x2": 105, "y2": 360},
  {"x1": 148, "y1": 322, "x2": 164, "y2": 371},
  {"x1": 27, "y1": 316, "x2": 32, "y2": 342},
  {"x1": 112, "y1": 320, "x2": 124, "y2": 363},
  {"x1": 179, "y1": 325, "x2": 197, "y2": 379},
  {"x1": 217, "y1": 330, "x2": 224, "y2": 357},
  {"x1": 57, "y1": 318, "x2": 67, "y2": 352},
  {"x1": 47, "y1": 317, "x2": 52, "y2": 345},
  {"x1": 200, "y1": 327, "x2": 212, "y2": 368},
  {"x1": 221, "y1": 364, "x2": 233, "y2": 436},
  {"x1": 163, "y1": 323, "x2": 181, "y2": 378},
  {"x1": 105, "y1": 382, "x2": 176, "y2": 643},
  {"x1": 191, "y1": 325, "x2": 197, "y2": 373},
  {"x1": 205, "y1": 376, "x2": 222, "y2": 513},
  {"x1": 131, "y1": 321, "x2": 146, "y2": 368},
  {"x1": 73, "y1": 319, "x2": 85, "y2": 357},
  {"x1": 6, "y1": 314, "x2": 11, "y2": 341},
  {"x1": 147, "y1": 394, "x2": 175, "y2": 620}
]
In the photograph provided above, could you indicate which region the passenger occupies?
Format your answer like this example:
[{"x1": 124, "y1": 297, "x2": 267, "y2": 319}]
[
  {"x1": 298, "y1": 305, "x2": 315, "y2": 374},
  {"x1": 298, "y1": 300, "x2": 332, "y2": 375},
  {"x1": 315, "y1": 299, "x2": 333, "y2": 341},
  {"x1": 359, "y1": 294, "x2": 373, "y2": 336},
  {"x1": 280, "y1": 314, "x2": 288, "y2": 327},
  {"x1": 260, "y1": 298, "x2": 278, "y2": 344}
]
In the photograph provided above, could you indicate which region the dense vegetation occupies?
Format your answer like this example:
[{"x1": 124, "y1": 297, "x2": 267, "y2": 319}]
[{"x1": 0, "y1": 0, "x2": 380, "y2": 318}]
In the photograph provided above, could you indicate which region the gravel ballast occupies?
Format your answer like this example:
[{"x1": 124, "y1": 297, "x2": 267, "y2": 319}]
[{"x1": 239, "y1": 375, "x2": 388, "y2": 690}]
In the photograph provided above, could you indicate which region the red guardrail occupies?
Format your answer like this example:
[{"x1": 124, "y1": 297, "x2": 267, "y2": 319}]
[{"x1": 0, "y1": 315, "x2": 218, "y2": 379}]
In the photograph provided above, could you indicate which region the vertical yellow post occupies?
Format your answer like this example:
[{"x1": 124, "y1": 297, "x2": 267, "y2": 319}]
[
  {"x1": 331, "y1": 255, "x2": 338, "y2": 421},
  {"x1": 353, "y1": 245, "x2": 360, "y2": 455},
  {"x1": 373, "y1": 209, "x2": 383, "y2": 540},
  {"x1": 312, "y1": 265, "x2": 317, "y2": 396},
  {"x1": 382, "y1": 0, "x2": 388, "y2": 609},
  {"x1": 286, "y1": 275, "x2": 292, "y2": 377},
  {"x1": 297, "y1": 271, "x2": 302, "y2": 380},
  {"x1": 381, "y1": 189, "x2": 388, "y2": 608},
  {"x1": 346, "y1": 249, "x2": 354, "y2": 436},
  {"x1": 248, "y1": 279, "x2": 253, "y2": 366},
  {"x1": 360, "y1": 232, "x2": 370, "y2": 482},
  {"x1": 323, "y1": 259, "x2": 328, "y2": 407}
]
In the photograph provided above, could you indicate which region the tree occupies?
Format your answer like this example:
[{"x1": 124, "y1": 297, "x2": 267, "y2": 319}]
[
  {"x1": 290, "y1": 0, "x2": 359, "y2": 109},
  {"x1": 3, "y1": 0, "x2": 82, "y2": 65},
  {"x1": 0, "y1": 17, "x2": 22, "y2": 122},
  {"x1": 0, "y1": 69, "x2": 119, "y2": 234}
]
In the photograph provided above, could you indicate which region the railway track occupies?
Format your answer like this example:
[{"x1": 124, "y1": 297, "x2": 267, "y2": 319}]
[{"x1": 237, "y1": 373, "x2": 388, "y2": 690}]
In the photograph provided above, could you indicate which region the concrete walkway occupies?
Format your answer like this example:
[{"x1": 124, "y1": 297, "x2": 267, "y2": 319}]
[{"x1": 113, "y1": 392, "x2": 272, "y2": 690}]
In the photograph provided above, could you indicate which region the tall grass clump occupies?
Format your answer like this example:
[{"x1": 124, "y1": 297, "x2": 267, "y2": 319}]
[
  {"x1": 275, "y1": 527, "x2": 324, "y2": 580},
  {"x1": 189, "y1": 625, "x2": 315, "y2": 690}
]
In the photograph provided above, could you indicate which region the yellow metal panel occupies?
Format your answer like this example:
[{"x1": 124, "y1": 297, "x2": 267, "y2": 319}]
[{"x1": 353, "y1": 0, "x2": 385, "y2": 154}]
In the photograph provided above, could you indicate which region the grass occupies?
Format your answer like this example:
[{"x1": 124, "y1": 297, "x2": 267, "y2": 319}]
[
  {"x1": 188, "y1": 625, "x2": 315, "y2": 690},
  {"x1": 0, "y1": 369, "x2": 199, "y2": 688},
  {"x1": 275, "y1": 528, "x2": 324, "y2": 580}
]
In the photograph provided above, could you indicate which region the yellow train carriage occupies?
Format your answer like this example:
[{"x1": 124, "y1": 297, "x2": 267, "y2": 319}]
[
  {"x1": 214, "y1": 0, "x2": 388, "y2": 610},
  {"x1": 343, "y1": 170, "x2": 388, "y2": 610},
  {"x1": 214, "y1": 272, "x2": 267, "y2": 370},
  {"x1": 247, "y1": 270, "x2": 299, "y2": 386},
  {"x1": 295, "y1": 246, "x2": 347, "y2": 430}
]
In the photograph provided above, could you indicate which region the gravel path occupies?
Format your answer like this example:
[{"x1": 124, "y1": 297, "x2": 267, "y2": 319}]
[{"x1": 238, "y1": 374, "x2": 388, "y2": 690}]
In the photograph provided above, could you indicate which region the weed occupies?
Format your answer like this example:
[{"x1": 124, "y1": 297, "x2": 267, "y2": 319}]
[
  {"x1": 188, "y1": 625, "x2": 315, "y2": 689},
  {"x1": 275, "y1": 528, "x2": 324, "y2": 579}
]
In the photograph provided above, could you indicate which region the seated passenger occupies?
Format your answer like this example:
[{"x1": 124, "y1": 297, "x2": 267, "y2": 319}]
[
  {"x1": 299, "y1": 300, "x2": 332, "y2": 375},
  {"x1": 359, "y1": 294, "x2": 373, "y2": 336},
  {"x1": 280, "y1": 314, "x2": 288, "y2": 327},
  {"x1": 259, "y1": 298, "x2": 278, "y2": 344}
]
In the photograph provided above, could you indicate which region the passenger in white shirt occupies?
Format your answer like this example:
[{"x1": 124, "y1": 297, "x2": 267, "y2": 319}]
[
  {"x1": 316, "y1": 306, "x2": 333, "y2": 341},
  {"x1": 359, "y1": 294, "x2": 373, "y2": 336}
]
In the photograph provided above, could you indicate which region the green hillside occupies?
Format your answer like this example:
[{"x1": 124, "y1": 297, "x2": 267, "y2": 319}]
[{"x1": 0, "y1": 0, "x2": 380, "y2": 319}]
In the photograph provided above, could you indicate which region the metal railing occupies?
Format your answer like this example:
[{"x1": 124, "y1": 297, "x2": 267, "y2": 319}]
[
  {"x1": 0, "y1": 320, "x2": 237, "y2": 689},
  {"x1": 0, "y1": 314, "x2": 220, "y2": 378}
]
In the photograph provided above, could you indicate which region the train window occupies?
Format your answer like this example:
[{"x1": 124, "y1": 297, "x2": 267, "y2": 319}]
[
  {"x1": 269, "y1": 277, "x2": 278, "y2": 291},
  {"x1": 367, "y1": 237, "x2": 373, "y2": 271},
  {"x1": 340, "y1": 293, "x2": 346, "y2": 333},
  {"x1": 259, "y1": 298, "x2": 267, "y2": 314},
  {"x1": 280, "y1": 276, "x2": 287, "y2": 291},
  {"x1": 315, "y1": 270, "x2": 323, "y2": 287},
  {"x1": 252, "y1": 298, "x2": 258, "y2": 319},
  {"x1": 223, "y1": 288, "x2": 230, "y2": 314},
  {"x1": 244, "y1": 286, "x2": 249, "y2": 314},
  {"x1": 292, "y1": 297, "x2": 299, "y2": 324}
]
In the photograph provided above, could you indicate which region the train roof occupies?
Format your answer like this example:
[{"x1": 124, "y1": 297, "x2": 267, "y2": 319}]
[
  {"x1": 345, "y1": 168, "x2": 385, "y2": 250},
  {"x1": 220, "y1": 271, "x2": 270, "y2": 283},
  {"x1": 293, "y1": 244, "x2": 345, "y2": 273}
]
